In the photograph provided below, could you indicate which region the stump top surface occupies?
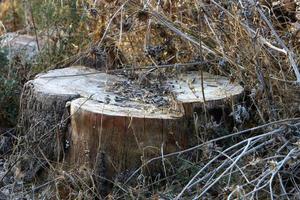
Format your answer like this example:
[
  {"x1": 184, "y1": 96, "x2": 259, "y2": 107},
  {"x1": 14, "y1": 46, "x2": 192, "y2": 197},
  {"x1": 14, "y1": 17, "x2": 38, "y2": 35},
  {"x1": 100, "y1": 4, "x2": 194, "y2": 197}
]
[
  {"x1": 34, "y1": 66, "x2": 122, "y2": 98},
  {"x1": 167, "y1": 71, "x2": 244, "y2": 103},
  {"x1": 33, "y1": 66, "x2": 183, "y2": 119},
  {"x1": 0, "y1": 33, "x2": 41, "y2": 60},
  {"x1": 32, "y1": 66, "x2": 243, "y2": 118},
  {"x1": 71, "y1": 98, "x2": 182, "y2": 118}
]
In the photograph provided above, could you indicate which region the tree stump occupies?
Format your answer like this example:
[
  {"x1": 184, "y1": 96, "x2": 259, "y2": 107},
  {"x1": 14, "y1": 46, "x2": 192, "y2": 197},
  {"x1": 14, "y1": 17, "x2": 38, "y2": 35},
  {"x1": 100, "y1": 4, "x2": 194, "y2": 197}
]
[
  {"x1": 0, "y1": 33, "x2": 43, "y2": 61},
  {"x1": 17, "y1": 66, "x2": 244, "y2": 186}
]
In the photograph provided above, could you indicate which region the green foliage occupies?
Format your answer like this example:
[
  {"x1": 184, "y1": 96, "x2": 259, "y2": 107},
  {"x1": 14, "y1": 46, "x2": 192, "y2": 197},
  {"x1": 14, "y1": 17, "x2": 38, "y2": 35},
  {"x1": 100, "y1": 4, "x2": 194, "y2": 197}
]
[
  {"x1": 0, "y1": 1, "x2": 92, "y2": 126},
  {"x1": 0, "y1": 47, "x2": 8, "y2": 66},
  {"x1": 27, "y1": 0, "x2": 91, "y2": 70},
  {"x1": 0, "y1": 47, "x2": 20, "y2": 126}
]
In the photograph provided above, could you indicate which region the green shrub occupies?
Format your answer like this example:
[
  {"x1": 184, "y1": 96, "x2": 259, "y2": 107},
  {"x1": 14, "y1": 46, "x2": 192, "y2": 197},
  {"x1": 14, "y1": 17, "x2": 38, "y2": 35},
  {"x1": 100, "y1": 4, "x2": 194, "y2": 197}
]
[{"x1": 0, "y1": 47, "x2": 20, "y2": 126}]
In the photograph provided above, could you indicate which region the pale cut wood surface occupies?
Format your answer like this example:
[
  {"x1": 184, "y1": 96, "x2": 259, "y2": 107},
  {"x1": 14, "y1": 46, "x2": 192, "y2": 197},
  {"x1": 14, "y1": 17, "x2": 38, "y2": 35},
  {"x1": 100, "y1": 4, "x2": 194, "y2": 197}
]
[
  {"x1": 168, "y1": 71, "x2": 243, "y2": 103},
  {"x1": 33, "y1": 66, "x2": 243, "y2": 117},
  {"x1": 34, "y1": 66, "x2": 183, "y2": 119},
  {"x1": 167, "y1": 71, "x2": 244, "y2": 115},
  {"x1": 0, "y1": 33, "x2": 42, "y2": 60}
]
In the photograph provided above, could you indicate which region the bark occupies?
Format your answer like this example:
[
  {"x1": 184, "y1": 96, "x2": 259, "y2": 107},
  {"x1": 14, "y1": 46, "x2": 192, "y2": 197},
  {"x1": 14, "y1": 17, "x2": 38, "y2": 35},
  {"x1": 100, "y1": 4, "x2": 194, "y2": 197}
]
[{"x1": 16, "y1": 66, "x2": 243, "y2": 185}]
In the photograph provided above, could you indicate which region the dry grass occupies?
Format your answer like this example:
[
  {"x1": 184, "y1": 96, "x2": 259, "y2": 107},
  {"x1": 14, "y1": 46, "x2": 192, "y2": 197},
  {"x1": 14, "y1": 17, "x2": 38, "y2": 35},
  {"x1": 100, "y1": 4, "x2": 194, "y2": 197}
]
[{"x1": 0, "y1": 0, "x2": 300, "y2": 199}]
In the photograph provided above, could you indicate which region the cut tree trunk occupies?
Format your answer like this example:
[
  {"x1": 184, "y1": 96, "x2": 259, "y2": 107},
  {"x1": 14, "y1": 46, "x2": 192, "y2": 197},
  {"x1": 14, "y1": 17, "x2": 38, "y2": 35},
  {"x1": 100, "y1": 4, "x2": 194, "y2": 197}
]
[
  {"x1": 17, "y1": 66, "x2": 243, "y2": 187},
  {"x1": 0, "y1": 32, "x2": 43, "y2": 61}
]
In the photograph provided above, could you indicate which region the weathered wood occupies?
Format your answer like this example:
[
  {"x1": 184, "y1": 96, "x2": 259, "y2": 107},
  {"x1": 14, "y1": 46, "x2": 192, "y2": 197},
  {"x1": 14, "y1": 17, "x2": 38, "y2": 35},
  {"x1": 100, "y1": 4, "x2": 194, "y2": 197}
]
[
  {"x1": 0, "y1": 32, "x2": 43, "y2": 61},
  {"x1": 167, "y1": 71, "x2": 244, "y2": 116},
  {"x1": 69, "y1": 98, "x2": 187, "y2": 180},
  {"x1": 17, "y1": 65, "x2": 243, "y2": 186},
  {"x1": 16, "y1": 76, "x2": 79, "y2": 181}
]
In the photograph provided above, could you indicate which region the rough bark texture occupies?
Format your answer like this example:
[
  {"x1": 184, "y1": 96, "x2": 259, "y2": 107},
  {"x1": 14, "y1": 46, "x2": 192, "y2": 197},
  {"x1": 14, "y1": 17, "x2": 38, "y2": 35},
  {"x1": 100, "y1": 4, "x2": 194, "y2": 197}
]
[
  {"x1": 16, "y1": 66, "x2": 243, "y2": 184},
  {"x1": 15, "y1": 81, "x2": 79, "y2": 181}
]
